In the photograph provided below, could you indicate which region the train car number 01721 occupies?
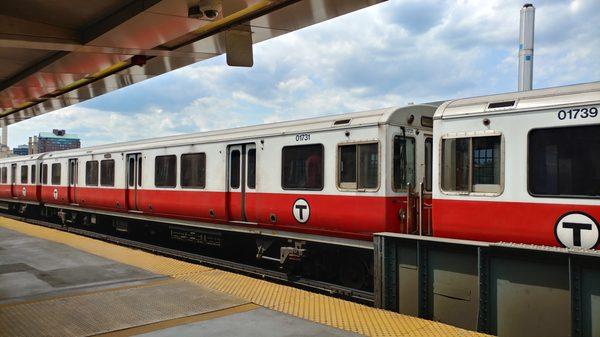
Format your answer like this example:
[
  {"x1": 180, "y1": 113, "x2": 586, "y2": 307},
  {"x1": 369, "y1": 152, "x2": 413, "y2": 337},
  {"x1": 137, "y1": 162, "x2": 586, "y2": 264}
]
[
  {"x1": 295, "y1": 133, "x2": 310, "y2": 141},
  {"x1": 557, "y1": 107, "x2": 598, "y2": 120}
]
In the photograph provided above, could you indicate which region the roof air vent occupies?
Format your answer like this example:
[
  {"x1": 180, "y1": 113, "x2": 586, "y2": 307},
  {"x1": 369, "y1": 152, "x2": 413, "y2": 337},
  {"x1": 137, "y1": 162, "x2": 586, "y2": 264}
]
[
  {"x1": 333, "y1": 119, "x2": 351, "y2": 125},
  {"x1": 487, "y1": 100, "x2": 516, "y2": 110}
]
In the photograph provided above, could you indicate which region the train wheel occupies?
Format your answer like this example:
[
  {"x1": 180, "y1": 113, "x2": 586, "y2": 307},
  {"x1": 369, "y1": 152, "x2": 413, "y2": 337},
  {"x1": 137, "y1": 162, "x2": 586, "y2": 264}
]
[{"x1": 337, "y1": 254, "x2": 369, "y2": 290}]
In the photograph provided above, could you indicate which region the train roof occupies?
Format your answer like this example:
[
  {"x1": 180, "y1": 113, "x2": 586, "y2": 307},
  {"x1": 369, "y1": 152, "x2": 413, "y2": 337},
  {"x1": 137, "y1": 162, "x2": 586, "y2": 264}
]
[
  {"x1": 2, "y1": 104, "x2": 437, "y2": 161},
  {"x1": 434, "y1": 81, "x2": 600, "y2": 119}
]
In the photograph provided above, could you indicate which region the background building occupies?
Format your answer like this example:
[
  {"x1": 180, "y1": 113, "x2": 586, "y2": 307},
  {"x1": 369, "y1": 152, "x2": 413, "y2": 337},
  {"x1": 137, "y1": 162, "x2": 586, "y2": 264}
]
[
  {"x1": 29, "y1": 129, "x2": 80, "y2": 154},
  {"x1": 13, "y1": 145, "x2": 29, "y2": 156}
]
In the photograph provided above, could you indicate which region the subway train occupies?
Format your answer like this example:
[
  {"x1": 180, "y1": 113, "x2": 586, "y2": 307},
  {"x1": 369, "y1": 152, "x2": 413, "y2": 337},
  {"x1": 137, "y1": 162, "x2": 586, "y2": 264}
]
[{"x1": 0, "y1": 81, "x2": 598, "y2": 287}]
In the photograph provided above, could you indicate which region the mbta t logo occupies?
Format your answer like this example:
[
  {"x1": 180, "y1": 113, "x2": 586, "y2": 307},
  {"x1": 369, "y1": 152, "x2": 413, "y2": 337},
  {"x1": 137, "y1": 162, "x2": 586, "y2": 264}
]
[
  {"x1": 292, "y1": 199, "x2": 310, "y2": 224},
  {"x1": 554, "y1": 212, "x2": 600, "y2": 250}
]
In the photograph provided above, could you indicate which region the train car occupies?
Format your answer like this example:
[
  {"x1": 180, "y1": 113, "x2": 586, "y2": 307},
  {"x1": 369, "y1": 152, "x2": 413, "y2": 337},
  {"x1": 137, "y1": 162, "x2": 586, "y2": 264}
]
[
  {"x1": 432, "y1": 81, "x2": 600, "y2": 250},
  {"x1": 0, "y1": 105, "x2": 436, "y2": 287}
]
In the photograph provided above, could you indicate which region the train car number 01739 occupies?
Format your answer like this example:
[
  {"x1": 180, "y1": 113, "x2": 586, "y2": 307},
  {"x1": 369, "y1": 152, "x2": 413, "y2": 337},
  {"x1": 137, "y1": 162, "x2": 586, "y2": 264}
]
[
  {"x1": 295, "y1": 133, "x2": 310, "y2": 141},
  {"x1": 557, "y1": 107, "x2": 598, "y2": 120}
]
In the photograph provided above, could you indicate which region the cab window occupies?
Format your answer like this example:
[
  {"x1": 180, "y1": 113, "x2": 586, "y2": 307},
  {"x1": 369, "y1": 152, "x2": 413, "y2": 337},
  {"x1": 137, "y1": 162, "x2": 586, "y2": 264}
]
[{"x1": 393, "y1": 136, "x2": 416, "y2": 191}]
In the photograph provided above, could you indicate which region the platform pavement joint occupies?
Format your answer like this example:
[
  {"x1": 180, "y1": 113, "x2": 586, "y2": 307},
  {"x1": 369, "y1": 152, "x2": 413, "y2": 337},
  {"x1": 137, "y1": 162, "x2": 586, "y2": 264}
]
[{"x1": 0, "y1": 217, "x2": 488, "y2": 337}]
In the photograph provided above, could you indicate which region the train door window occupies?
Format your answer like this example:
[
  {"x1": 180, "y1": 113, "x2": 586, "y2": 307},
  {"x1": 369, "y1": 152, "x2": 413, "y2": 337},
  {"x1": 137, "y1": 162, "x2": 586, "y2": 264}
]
[
  {"x1": 11, "y1": 165, "x2": 16, "y2": 184},
  {"x1": 230, "y1": 150, "x2": 240, "y2": 189},
  {"x1": 529, "y1": 125, "x2": 600, "y2": 197},
  {"x1": 128, "y1": 157, "x2": 135, "y2": 187},
  {"x1": 282, "y1": 144, "x2": 324, "y2": 190},
  {"x1": 137, "y1": 157, "x2": 142, "y2": 187},
  {"x1": 100, "y1": 160, "x2": 115, "y2": 186},
  {"x1": 441, "y1": 136, "x2": 502, "y2": 194},
  {"x1": 31, "y1": 165, "x2": 36, "y2": 184},
  {"x1": 86, "y1": 161, "x2": 99, "y2": 186},
  {"x1": 51, "y1": 163, "x2": 61, "y2": 185},
  {"x1": 155, "y1": 155, "x2": 176, "y2": 187},
  {"x1": 42, "y1": 164, "x2": 48, "y2": 185},
  {"x1": 247, "y1": 149, "x2": 256, "y2": 189},
  {"x1": 1, "y1": 167, "x2": 6, "y2": 184},
  {"x1": 69, "y1": 160, "x2": 77, "y2": 185},
  {"x1": 338, "y1": 143, "x2": 378, "y2": 190},
  {"x1": 181, "y1": 153, "x2": 206, "y2": 189},
  {"x1": 425, "y1": 138, "x2": 433, "y2": 191},
  {"x1": 21, "y1": 165, "x2": 28, "y2": 184},
  {"x1": 393, "y1": 136, "x2": 416, "y2": 191}
]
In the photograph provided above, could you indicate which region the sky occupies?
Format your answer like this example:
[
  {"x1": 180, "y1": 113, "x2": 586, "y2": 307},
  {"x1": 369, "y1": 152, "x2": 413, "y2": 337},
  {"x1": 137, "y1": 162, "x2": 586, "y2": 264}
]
[{"x1": 8, "y1": 0, "x2": 600, "y2": 148}]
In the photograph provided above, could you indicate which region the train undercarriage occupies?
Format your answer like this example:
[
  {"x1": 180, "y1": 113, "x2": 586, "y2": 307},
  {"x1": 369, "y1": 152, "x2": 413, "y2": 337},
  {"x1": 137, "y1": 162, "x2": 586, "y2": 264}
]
[{"x1": 4, "y1": 201, "x2": 374, "y2": 291}]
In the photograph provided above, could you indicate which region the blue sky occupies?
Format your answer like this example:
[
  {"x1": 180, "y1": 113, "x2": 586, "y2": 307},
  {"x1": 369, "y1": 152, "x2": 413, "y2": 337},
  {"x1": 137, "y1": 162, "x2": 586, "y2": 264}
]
[{"x1": 8, "y1": 0, "x2": 600, "y2": 148}]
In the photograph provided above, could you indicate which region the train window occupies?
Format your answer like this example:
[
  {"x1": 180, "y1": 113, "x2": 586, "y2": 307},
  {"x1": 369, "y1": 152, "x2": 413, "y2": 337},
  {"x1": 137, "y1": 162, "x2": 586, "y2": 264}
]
[
  {"x1": 181, "y1": 153, "x2": 206, "y2": 189},
  {"x1": 425, "y1": 138, "x2": 433, "y2": 191},
  {"x1": 338, "y1": 143, "x2": 378, "y2": 190},
  {"x1": 230, "y1": 150, "x2": 240, "y2": 189},
  {"x1": 100, "y1": 160, "x2": 115, "y2": 187},
  {"x1": 282, "y1": 144, "x2": 324, "y2": 190},
  {"x1": 69, "y1": 160, "x2": 77, "y2": 185},
  {"x1": 86, "y1": 161, "x2": 99, "y2": 186},
  {"x1": 11, "y1": 165, "x2": 16, "y2": 184},
  {"x1": 155, "y1": 155, "x2": 176, "y2": 188},
  {"x1": 1, "y1": 167, "x2": 6, "y2": 184},
  {"x1": 393, "y1": 136, "x2": 416, "y2": 191},
  {"x1": 442, "y1": 136, "x2": 502, "y2": 194},
  {"x1": 472, "y1": 136, "x2": 501, "y2": 192},
  {"x1": 442, "y1": 138, "x2": 470, "y2": 192},
  {"x1": 42, "y1": 164, "x2": 48, "y2": 185},
  {"x1": 247, "y1": 149, "x2": 256, "y2": 189},
  {"x1": 21, "y1": 165, "x2": 28, "y2": 184},
  {"x1": 51, "y1": 163, "x2": 61, "y2": 185},
  {"x1": 529, "y1": 125, "x2": 600, "y2": 198},
  {"x1": 31, "y1": 165, "x2": 36, "y2": 184}
]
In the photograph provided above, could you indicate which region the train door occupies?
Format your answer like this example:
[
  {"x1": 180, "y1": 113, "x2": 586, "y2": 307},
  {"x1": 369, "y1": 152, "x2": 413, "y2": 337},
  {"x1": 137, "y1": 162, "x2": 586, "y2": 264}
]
[
  {"x1": 126, "y1": 153, "x2": 142, "y2": 211},
  {"x1": 418, "y1": 135, "x2": 433, "y2": 235},
  {"x1": 227, "y1": 144, "x2": 256, "y2": 222},
  {"x1": 10, "y1": 163, "x2": 16, "y2": 197},
  {"x1": 68, "y1": 159, "x2": 78, "y2": 204}
]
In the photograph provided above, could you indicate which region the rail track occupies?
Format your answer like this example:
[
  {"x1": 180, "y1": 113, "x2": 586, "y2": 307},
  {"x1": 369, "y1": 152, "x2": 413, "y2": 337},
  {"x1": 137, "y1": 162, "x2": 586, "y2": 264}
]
[{"x1": 0, "y1": 212, "x2": 374, "y2": 305}]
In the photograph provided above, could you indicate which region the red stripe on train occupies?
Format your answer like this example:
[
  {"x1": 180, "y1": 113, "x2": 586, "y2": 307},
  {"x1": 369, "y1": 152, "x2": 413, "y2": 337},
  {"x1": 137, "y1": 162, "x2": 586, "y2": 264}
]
[{"x1": 433, "y1": 199, "x2": 600, "y2": 248}]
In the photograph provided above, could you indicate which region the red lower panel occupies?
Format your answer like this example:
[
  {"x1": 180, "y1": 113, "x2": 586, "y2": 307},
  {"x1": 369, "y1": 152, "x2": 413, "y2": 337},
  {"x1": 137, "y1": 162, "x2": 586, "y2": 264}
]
[{"x1": 433, "y1": 199, "x2": 600, "y2": 248}]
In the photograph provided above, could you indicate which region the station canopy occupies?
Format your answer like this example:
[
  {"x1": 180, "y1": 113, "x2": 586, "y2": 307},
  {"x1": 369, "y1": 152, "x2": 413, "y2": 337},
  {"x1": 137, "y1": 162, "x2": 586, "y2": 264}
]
[{"x1": 0, "y1": 0, "x2": 385, "y2": 127}]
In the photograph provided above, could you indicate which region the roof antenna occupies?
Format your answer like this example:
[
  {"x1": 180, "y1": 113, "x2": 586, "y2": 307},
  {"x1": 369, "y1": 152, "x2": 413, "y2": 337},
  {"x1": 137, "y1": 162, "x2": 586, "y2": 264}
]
[{"x1": 518, "y1": 3, "x2": 535, "y2": 91}]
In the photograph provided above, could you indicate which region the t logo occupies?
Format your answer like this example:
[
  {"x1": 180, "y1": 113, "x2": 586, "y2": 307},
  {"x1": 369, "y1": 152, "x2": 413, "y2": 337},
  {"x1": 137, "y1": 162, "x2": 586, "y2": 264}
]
[
  {"x1": 292, "y1": 199, "x2": 310, "y2": 224},
  {"x1": 555, "y1": 212, "x2": 599, "y2": 250}
]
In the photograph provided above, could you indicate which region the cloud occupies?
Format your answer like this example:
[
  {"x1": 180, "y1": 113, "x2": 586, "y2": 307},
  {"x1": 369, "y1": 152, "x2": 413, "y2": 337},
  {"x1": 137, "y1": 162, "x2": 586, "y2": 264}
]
[{"x1": 7, "y1": 0, "x2": 600, "y2": 149}]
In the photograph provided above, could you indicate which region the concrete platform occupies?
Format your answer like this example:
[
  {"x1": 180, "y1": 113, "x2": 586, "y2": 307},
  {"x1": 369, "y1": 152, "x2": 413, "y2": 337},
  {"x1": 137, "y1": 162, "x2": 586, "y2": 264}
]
[
  {"x1": 0, "y1": 217, "x2": 487, "y2": 337},
  {"x1": 0, "y1": 225, "x2": 359, "y2": 337}
]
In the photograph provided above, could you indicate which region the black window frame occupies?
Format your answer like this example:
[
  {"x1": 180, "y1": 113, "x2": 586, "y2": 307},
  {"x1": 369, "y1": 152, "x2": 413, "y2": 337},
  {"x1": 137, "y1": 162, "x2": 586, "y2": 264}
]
[
  {"x1": 1, "y1": 167, "x2": 6, "y2": 184},
  {"x1": 281, "y1": 144, "x2": 324, "y2": 191},
  {"x1": 247, "y1": 148, "x2": 256, "y2": 189},
  {"x1": 528, "y1": 124, "x2": 600, "y2": 199},
  {"x1": 100, "y1": 159, "x2": 115, "y2": 187},
  {"x1": 51, "y1": 163, "x2": 61, "y2": 185},
  {"x1": 86, "y1": 160, "x2": 99, "y2": 186},
  {"x1": 180, "y1": 152, "x2": 206, "y2": 189},
  {"x1": 155, "y1": 155, "x2": 177, "y2": 188}
]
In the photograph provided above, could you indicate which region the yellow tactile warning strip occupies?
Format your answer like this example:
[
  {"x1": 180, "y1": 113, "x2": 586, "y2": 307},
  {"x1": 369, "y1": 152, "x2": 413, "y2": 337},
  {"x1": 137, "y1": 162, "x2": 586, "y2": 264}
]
[{"x1": 0, "y1": 217, "x2": 488, "y2": 337}]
